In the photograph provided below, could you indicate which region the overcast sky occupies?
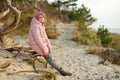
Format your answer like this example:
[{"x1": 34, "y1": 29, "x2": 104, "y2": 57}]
[
  {"x1": 76, "y1": 0, "x2": 120, "y2": 29},
  {"x1": 48, "y1": 0, "x2": 120, "y2": 29}
]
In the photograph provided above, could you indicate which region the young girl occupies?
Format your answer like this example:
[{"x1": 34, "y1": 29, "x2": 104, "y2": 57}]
[{"x1": 29, "y1": 12, "x2": 71, "y2": 76}]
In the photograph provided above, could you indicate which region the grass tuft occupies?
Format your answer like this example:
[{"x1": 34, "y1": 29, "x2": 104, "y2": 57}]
[{"x1": 87, "y1": 47, "x2": 120, "y2": 65}]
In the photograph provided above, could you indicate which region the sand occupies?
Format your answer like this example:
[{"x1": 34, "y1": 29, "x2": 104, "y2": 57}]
[{"x1": 0, "y1": 23, "x2": 120, "y2": 80}]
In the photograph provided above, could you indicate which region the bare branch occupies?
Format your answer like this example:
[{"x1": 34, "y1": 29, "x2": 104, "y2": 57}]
[
  {"x1": 3, "y1": 47, "x2": 35, "y2": 53},
  {"x1": 0, "y1": 0, "x2": 21, "y2": 36},
  {"x1": 7, "y1": 70, "x2": 56, "y2": 80},
  {"x1": 26, "y1": 0, "x2": 41, "y2": 11},
  {"x1": 0, "y1": 9, "x2": 10, "y2": 19}
]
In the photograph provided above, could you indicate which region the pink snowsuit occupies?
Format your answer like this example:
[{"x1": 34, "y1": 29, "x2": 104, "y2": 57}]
[{"x1": 29, "y1": 14, "x2": 52, "y2": 56}]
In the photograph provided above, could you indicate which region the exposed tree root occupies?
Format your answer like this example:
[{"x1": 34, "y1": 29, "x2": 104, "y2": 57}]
[{"x1": 7, "y1": 70, "x2": 56, "y2": 80}]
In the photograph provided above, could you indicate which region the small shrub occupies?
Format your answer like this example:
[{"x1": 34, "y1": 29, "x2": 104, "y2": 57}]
[
  {"x1": 42, "y1": 72, "x2": 56, "y2": 80},
  {"x1": 97, "y1": 25, "x2": 112, "y2": 47},
  {"x1": 72, "y1": 29, "x2": 101, "y2": 46}
]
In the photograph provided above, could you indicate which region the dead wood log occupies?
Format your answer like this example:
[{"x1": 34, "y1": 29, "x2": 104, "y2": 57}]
[
  {"x1": 3, "y1": 47, "x2": 48, "y2": 70},
  {"x1": 3, "y1": 47, "x2": 37, "y2": 57},
  {"x1": 3, "y1": 47, "x2": 37, "y2": 54}
]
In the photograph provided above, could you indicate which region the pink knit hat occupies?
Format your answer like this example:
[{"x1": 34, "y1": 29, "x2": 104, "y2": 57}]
[{"x1": 34, "y1": 12, "x2": 41, "y2": 20}]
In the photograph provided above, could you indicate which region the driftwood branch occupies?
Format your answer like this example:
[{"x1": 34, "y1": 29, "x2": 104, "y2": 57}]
[
  {"x1": 7, "y1": 70, "x2": 56, "y2": 80},
  {"x1": 3, "y1": 47, "x2": 44, "y2": 69},
  {"x1": 0, "y1": 69, "x2": 6, "y2": 72},
  {"x1": 0, "y1": 9, "x2": 10, "y2": 19},
  {"x1": 0, "y1": 0, "x2": 21, "y2": 36},
  {"x1": 3, "y1": 47, "x2": 36, "y2": 54}
]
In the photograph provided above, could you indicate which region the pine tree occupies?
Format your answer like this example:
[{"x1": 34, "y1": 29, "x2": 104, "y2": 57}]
[
  {"x1": 97, "y1": 25, "x2": 112, "y2": 47},
  {"x1": 69, "y1": 4, "x2": 97, "y2": 31}
]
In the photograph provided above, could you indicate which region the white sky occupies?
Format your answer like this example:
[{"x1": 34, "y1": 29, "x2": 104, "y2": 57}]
[
  {"x1": 76, "y1": 0, "x2": 120, "y2": 29},
  {"x1": 48, "y1": 0, "x2": 120, "y2": 29}
]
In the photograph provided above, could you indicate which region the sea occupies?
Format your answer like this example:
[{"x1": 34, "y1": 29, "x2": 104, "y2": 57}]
[
  {"x1": 108, "y1": 28, "x2": 120, "y2": 33},
  {"x1": 93, "y1": 28, "x2": 120, "y2": 34}
]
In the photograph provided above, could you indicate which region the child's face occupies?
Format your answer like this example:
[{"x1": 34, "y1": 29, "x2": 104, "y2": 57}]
[{"x1": 39, "y1": 13, "x2": 45, "y2": 23}]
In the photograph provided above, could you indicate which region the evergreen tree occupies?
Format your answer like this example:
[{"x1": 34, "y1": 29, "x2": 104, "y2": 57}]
[
  {"x1": 69, "y1": 4, "x2": 97, "y2": 31},
  {"x1": 97, "y1": 25, "x2": 112, "y2": 47}
]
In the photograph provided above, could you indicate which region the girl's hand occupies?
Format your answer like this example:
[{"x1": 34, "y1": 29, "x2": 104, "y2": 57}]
[{"x1": 49, "y1": 49, "x2": 51, "y2": 53}]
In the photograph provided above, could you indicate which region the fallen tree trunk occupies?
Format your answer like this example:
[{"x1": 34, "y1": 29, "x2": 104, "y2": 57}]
[
  {"x1": 3, "y1": 47, "x2": 38, "y2": 57},
  {"x1": 3, "y1": 47, "x2": 33, "y2": 52}
]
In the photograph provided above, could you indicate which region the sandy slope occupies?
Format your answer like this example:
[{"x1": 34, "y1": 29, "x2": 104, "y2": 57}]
[
  {"x1": 0, "y1": 23, "x2": 120, "y2": 80},
  {"x1": 50, "y1": 23, "x2": 120, "y2": 80}
]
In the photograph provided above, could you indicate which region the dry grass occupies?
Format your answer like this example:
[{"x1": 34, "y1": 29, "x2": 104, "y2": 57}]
[
  {"x1": 42, "y1": 72, "x2": 56, "y2": 80},
  {"x1": 72, "y1": 22, "x2": 120, "y2": 52},
  {"x1": 45, "y1": 19, "x2": 61, "y2": 39},
  {"x1": 72, "y1": 28, "x2": 101, "y2": 46},
  {"x1": 87, "y1": 47, "x2": 120, "y2": 65},
  {"x1": 7, "y1": 23, "x2": 29, "y2": 39},
  {"x1": 110, "y1": 33, "x2": 120, "y2": 52}
]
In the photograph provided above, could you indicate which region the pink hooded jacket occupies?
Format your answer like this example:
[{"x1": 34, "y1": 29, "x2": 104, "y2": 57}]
[{"x1": 29, "y1": 12, "x2": 52, "y2": 56}]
